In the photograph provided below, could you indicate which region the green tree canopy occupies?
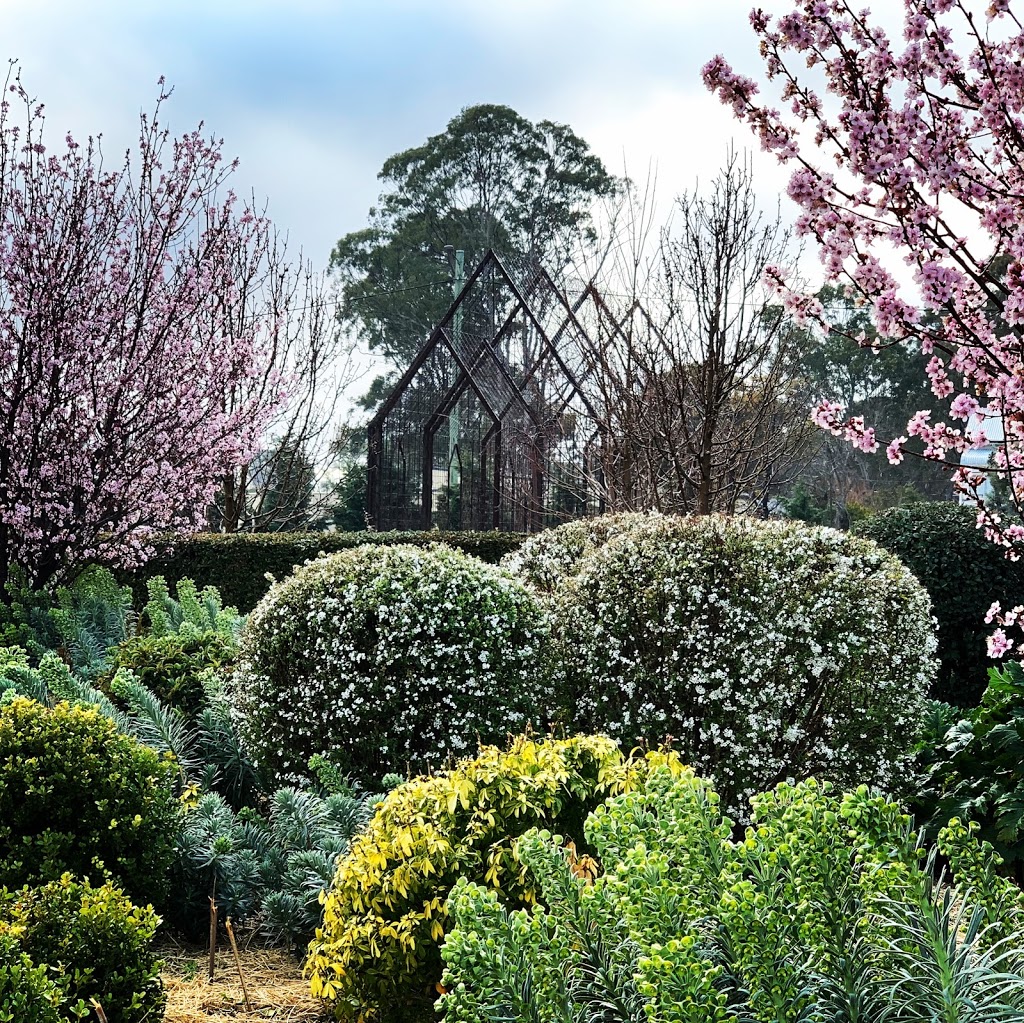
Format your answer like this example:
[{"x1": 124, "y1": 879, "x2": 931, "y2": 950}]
[{"x1": 330, "y1": 104, "x2": 620, "y2": 371}]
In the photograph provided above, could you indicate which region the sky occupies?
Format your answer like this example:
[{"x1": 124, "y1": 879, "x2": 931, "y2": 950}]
[{"x1": 3, "y1": 0, "x2": 802, "y2": 275}]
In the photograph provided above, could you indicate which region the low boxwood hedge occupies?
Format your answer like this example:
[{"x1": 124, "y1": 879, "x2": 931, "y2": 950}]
[{"x1": 122, "y1": 530, "x2": 528, "y2": 611}]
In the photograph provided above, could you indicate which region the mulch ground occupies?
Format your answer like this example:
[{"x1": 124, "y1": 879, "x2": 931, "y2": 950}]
[{"x1": 161, "y1": 940, "x2": 330, "y2": 1022}]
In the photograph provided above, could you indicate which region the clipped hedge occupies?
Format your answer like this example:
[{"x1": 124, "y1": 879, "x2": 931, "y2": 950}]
[
  {"x1": 854, "y1": 502, "x2": 1024, "y2": 706},
  {"x1": 233, "y1": 544, "x2": 549, "y2": 785},
  {"x1": 125, "y1": 531, "x2": 528, "y2": 611},
  {"x1": 543, "y1": 514, "x2": 937, "y2": 818}
]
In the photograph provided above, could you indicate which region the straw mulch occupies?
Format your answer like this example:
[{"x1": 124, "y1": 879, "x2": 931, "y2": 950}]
[{"x1": 162, "y1": 943, "x2": 330, "y2": 1022}]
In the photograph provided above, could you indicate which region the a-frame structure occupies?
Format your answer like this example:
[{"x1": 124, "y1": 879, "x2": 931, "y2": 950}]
[{"x1": 367, "y1": 250, "x2": 610, "y2": 532}]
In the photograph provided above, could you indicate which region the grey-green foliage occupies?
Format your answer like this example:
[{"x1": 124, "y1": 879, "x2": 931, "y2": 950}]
[
  {"x1": 49, "y1": 566, "x2": 136, "y2": 680},
  {"x1": 0, "y1": 566, "x2": 133, "y2": 677},
  {"x1": 441, "y1": 768, "x2": 1024, "y2": 1023},
  {"x1": 144, "y1": 575, "x2": 243, "y2": 643},
  {"x1": 174, "y1": 785, "x2": 377, "y2": 946}
]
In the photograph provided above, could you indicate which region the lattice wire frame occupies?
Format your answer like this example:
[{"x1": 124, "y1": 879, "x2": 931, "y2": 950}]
[{"x1": 367, "y1": 250, "x2": 609, "y2": 532}]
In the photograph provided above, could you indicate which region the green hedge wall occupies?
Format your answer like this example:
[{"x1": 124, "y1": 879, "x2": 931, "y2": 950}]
[
  {"x1": 853, "y1": 502, "x2": 1024, "y2": 707},
  {"x1": 126, "y1": 531, "x2": 528, "y2": 612}
]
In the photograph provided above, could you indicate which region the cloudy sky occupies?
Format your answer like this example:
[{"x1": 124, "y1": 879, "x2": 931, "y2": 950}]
[{"x1": 4, "y1": 0, "x2": 802, "y2": 272}]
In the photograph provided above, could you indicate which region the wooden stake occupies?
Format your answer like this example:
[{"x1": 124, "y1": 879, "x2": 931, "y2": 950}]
[
  {"x1": 225, "y1": 916, "x2": 252, "y2": 1013},
  {"x1": 90, "y1": 1000, "x2": 108, "y2": 1023},
  {"x1": 207, "y1": 896, "x2": 218, "y2": 982}
]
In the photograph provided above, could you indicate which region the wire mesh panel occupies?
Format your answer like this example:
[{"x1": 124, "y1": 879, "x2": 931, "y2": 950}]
[{"x1": 368, "y1": 250, "x2": 612, "y2": 533}]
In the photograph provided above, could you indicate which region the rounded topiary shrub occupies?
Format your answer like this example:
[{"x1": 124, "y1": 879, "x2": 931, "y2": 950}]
[
  {"x1": 500, "y1": 511, "x2": 664, "y2": 594},
  {"x1": 233, "y1": 543, "x2": 550, "y2": 785},
  {"x1": 0, "y1": 697, "x2": 179, "y2": 907},
  {"x1": 549, "y1": 514, "x2": 937, "y2": 818},
  {"x1": 0, "y1": 876, "x2": 164, "y2": 1023},
  {"x1": 854, "y1": 502, "x2": 1024, "y2": 707}
]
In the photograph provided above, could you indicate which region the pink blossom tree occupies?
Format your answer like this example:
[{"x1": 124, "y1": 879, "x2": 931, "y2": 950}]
[
  {"x1": 0, "y1": 67, "x2": 284, "y2": 592},
  {"x1": 704, "y1": 1, "x2": 1024, "y2": 566}
]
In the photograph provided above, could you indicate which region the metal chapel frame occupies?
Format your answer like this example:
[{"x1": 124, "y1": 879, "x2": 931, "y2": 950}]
[{"x1": 366, "y1": 250, "x2": 611, "y2": 532}]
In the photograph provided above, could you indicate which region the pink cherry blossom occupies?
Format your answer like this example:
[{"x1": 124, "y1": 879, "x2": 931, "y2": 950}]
[{"x1": 0, "y1": 68, "x2": 284, "y2": 590}]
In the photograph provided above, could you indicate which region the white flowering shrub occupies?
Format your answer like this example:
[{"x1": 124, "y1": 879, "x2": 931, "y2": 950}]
[
  {"x1": 550, "y1": 514, "x2": 937, "y2": 818},
  {"x1": 232, "y1": 544, "x2": 550, "y2": 785},
  {"x1": 500, "y1": 511, "x2": 664, "y2": 594}
]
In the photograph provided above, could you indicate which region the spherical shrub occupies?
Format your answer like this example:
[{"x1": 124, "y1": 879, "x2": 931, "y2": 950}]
[
  {"x1": 500, "y1": 511, "x2": 664, "y2": 594},
  {"x1": 549, "y1": 514, "x2": 937, "y2": 818},
  {"x1": 0, "y1": 875, "x2": 164, "y2": 1023},
  {"x1": 100, "y1": 630, "x2": 236, "y2": 716},
  {"x1": 306, "y1": 734, "x2": 679, "y2": 1023},
  {"x1": 854, "y1": 502, "x2": 1024, "y2": 706},
  {"x1": 0, "y1": 932, "x2": 60, "y2": 1023},
  {"x1": 233, "y1": 543, "x2": 550, "y2": 785},
  {"x1": 0, "y1": 697, "x2": 179, "y2": 906}
]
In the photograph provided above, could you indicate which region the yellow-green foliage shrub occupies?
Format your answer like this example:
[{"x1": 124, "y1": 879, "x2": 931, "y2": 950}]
[
  {"x1": 0, "y1": 697, "x2": 179, "y2": 907},
  {"x1": 0, "y1": 875, "x2": 165, "y2": 1023},
  {"x1": 306, "y1": 735, "x2": 678, "y2": 1023}
]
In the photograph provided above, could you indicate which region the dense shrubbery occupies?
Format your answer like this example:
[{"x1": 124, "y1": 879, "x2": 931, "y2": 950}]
[
  {"x1": 542, "y1": 514, "x2": 936, "y2": 817},
  {"x1": 0, "y1": 876, "x2": 164, "y2": 1023},
  {"x1": 100, "y1": 630, "x2": 236, "y2": 716},
  {"x1": 305, "y1": 735, "x2": 670, "y2": 1023},
  {"x1": 234, "y1": 544, "x2": 550, "y2": 785},
  {"x1": 854, "y1": 502, "x2": 1024, "y2": 706},
  {"x1": 0, "y1": 933, "x2": 60, "y2": 1023},
  {"x1": 913, "y1": 661, "x2": 1024, "y2": 874},
  {"x1": 442, "y1": 767, "x2": 1024, "y2": 1023},
  {"x1": 0, "y1": 697, "x2": 179, "y2": 906},
  {"x1": 130, "y1": 530, "x2": 528, "y2": 611},
  {"x1": 171, "y1": 783, "x2": 376, "y2": 948}
]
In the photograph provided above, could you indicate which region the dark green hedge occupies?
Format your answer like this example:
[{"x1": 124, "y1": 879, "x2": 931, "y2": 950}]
[
  {"x1": 853, "y1": 502, "x2": 1024, "y2": 707},
  {"x1": 126, "y1": 531, "x2": 528, "y2": 612}
]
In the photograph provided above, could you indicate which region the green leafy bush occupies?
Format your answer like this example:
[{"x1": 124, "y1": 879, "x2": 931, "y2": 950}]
[
  {"x1": 913, "y1": 661, "x2": 1024, "y2": 875},
  {"x1": 0, "y1": 933, "x2": 60, "y2": 1023},
  {"x1": 141, "y1": 574, "x2": 244, "y2": 641},
  {"x1": 1, "y1": 875, "x2": 164, "y2": 1023},
  {"x1": 101, "y1": 630, "x2": 236, "y2": 716},
  {"x1": 306, "y1": 734, "x2": 676, "y2": 1023},
  {"x1": 441, "y1": 768, "x2": 1024, "y2": 1023},
  {"x1": 234, "y1": 544, "x2": 550, "y2": 785},
  {"x1": 0, "y1": 697, "x2": 179, "y2": 906},
  {"x1": 546, "y1": 513, "x2": 936, "y2": 818},
  {"x1": 127, "y1": 531, "x2": 528, "y2": 611},
  {"x1": 854, "y1": 501, "x2": 1024, "y2": 706}
]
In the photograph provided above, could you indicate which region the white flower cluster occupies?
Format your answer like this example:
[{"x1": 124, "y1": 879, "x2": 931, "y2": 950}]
[
  {"x1": 231, "y1": 544, "x2": 550, "y2": 785},
  {"x1": 531, "y1": 514, "x2": 937, "y2": 821},
  {"x1": 501, "y1": 511, "x2": 666, "y2": 594}
]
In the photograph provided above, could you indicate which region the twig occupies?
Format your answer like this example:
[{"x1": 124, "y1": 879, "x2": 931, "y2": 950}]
[
  {"x1": 207, "y1": 895, "x2": 218, "y2": 982},
  {"x1": 90, "y1": 1000, "x2": 108, "y2": 1023},
  {"x1": 225, "y1": 915, "x2": 253, "y2": 1013}
]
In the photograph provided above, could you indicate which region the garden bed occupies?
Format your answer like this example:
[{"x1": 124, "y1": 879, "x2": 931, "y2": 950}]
[{"x1": 161, "y1": 944, "x2": 327, "y2": 1022}]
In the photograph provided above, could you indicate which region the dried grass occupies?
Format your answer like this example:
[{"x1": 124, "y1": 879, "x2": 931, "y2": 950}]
[{"x1": 161, "y1": 942, "x2": 330, "y2": 1022}]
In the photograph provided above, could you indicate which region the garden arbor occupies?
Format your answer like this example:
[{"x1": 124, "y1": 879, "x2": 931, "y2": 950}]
[{"x1": 367, "y1": 250, "x2": 611, "y2": 531}]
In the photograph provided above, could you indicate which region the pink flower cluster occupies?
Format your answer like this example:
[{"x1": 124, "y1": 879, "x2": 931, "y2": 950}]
[
  {"x1": 0, "y1": 68, "x2": 285, "y2": 588},
  {"x1": 704, "y1": 0, "x2": 1024, "y2": 545}
]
